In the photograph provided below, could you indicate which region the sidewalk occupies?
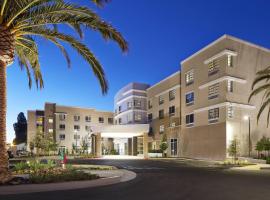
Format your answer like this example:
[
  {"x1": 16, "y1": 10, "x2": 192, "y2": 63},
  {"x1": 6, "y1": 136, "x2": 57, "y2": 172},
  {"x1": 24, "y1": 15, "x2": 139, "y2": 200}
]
[{"x1": 0, "y1": 169, "x2": 136, "y2": 195}]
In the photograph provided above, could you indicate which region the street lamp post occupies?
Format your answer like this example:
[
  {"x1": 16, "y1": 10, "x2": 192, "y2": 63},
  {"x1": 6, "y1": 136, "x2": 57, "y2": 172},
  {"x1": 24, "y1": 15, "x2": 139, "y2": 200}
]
[{"x1": 244, "y1": 115, "x2": 251, "y2": 157}]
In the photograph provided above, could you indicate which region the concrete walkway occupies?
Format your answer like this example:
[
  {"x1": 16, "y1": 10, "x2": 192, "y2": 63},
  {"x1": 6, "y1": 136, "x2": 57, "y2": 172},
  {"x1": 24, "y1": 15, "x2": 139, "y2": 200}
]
[{"x1": 0, "y1": 169, "x2": 136, "y2": 195}]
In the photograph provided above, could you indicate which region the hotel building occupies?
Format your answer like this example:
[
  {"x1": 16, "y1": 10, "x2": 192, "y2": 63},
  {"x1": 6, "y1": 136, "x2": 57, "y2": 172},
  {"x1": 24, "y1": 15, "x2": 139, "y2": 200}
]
[{"x1": 27, "y1": 35, "x2": 270, "y2": 160}]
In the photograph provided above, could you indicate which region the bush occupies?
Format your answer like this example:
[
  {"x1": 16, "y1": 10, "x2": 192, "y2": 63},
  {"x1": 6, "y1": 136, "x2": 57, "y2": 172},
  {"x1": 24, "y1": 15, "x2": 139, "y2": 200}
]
[
  {"x1": 149, "y1": 149, "x2": 163, "y2": 153},
  {"x1": 266, "y1": 157, "x2": 270, "y2": 164},
  {"x1": 14, "y1": 162, "x2": 29, "y2": 171},
  {"x1": 29, "y1": 168, "x2": 98, "y2": 183}
]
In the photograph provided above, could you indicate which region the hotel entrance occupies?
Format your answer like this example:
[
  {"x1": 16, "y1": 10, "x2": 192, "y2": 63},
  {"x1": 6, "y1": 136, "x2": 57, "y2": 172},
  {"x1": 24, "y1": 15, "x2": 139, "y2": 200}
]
[{"x1": 91, "y1": 124, "x2": 149, "y2": 158}]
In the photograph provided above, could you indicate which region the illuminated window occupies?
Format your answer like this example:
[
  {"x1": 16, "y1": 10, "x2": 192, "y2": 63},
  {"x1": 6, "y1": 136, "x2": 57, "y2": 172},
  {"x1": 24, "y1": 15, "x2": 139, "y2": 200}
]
[
  {"x1": 48, "y1": 118, "x2": 53, "y2": 123},
  {"x1": 185, "y1": 70, "x2": 194, "y2": 85},
  {"x1": 48, "y1": 129, "x2": 53, "y2": 133},
  {"x1": 228, "y1": 55, "x2": 233, "y2": 67},
  {"x1": 135, "y1": 114, "x2": 142, "y2": 121},
  {"x1": 208, "y1": 59, "x2": 219, "y2": 76},
  {"x1": 227, "y1": 80, "x2": 233, "y2": 92},
  {"x1": 171, "y1": 122, "x2": 176, "y2": 127},
  {"x1": 227, "y1": 106, "x2": 234, "y2": 118}
]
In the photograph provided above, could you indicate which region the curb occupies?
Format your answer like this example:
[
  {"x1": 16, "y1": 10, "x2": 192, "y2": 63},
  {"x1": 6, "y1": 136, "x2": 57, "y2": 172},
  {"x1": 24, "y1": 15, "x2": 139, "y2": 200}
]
[{"x1": 0, "y1": 169, "x2": 136, "y2": 195}]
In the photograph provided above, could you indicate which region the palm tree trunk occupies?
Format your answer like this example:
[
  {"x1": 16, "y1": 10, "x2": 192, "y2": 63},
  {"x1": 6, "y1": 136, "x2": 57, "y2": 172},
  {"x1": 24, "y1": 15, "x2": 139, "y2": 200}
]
[{"x1": 0, "y1": 60, "x2": 10, "y2": 183}]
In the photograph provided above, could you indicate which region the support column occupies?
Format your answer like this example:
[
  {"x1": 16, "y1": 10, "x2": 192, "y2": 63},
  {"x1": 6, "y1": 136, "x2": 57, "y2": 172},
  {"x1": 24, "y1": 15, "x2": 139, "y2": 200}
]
[
  {"x1": 132, "y1": 137, "x2": 137, "y2": 156},
  {"x1": 95, "y1": 133, "x2": 102, "y2": 157},
  {"x1": 143, "y1": 132, "x2": 149, "y2": 159},
  {"x1": 128, "y1": 138, "x2": 132, "y2": 155}
]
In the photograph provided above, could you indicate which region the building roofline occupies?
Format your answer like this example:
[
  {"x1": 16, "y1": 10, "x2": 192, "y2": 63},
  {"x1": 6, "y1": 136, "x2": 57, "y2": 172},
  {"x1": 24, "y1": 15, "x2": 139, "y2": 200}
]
[
  {"x1": 180, "y1": 34, "x2": 270, "y2": 65},
  {"x1": 54, "y1": 104, "x2": 113, "y2": 113},
  {"x1": 147, "y1": 70, "x2": 180, "y2": 91}
]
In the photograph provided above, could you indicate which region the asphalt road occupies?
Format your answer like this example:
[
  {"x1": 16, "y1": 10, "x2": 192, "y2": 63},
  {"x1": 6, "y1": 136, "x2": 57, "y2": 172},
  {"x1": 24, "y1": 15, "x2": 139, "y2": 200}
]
[{"x1": 2, "y1": 159, "x2": 270, "y2": 200}]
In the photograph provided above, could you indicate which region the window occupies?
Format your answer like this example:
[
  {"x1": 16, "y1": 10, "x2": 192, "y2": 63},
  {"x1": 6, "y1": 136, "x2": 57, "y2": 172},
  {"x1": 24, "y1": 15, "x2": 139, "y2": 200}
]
[
  {"x1": 99, "y1": 117, "x2": 104, "y2": 123},
  {"x1": 185, "y1": 70, "x2": 194, "y2": 85},
  {"x1": 148, "y1": 100, "x2": 153, "y2": 109},
  {"x1": 85, "y1": 126, "x2": 91, "y2": 131},
  {"x1": 208, "y1": 108, "x2": 219, "y2": 122},
  {"x1": 59, "y1": 114, "x2": 66, "y2": 121},
  {"x1": 186, "y1": 114, "x2": 194, "y2": 126},
  {"x1": 74, "y1": 115, "x2": 80, "y2": 121},
  {"x1": 48, "y1": 129, "x2": 53, "y2": 133},
  {"x1": 74, "y1": 134, "x2": 80, "y2": 140},
  {"x1": 59, "y1": 124, "x2": 65, "y2": 130},
  {"x1": 159, "y1": 125, "x2": 165, "y2": 134},
  {"x1": 171, "y1": 139, "x2": 177, "y2": 156},
  {"x1": 169, "y1": 106, "x2": 175, "y2": 116},
  {"x1": 228, "y1": 55, "x2": 233, "y2": 67},
  {"x1": 208, "y1": 83, "x2": 219, "y2": 99},
  {"x1": 159, "y1": 110, "x2": 164, "y2": 119},
  {"x1": 169, "y1": 89, "x2": 176, "y2": 101},
  {"x1": 48, "y1": 118, "x2": 53, "y2": 123},
  {"x1": 227, "y1": 106, "x2": 234, "y2": 118},
  {"x1": 170, "y1": 122, "x2": 176, "y2": 127},
  {"x1": 208, "y1": 59, "x2": 219, "y2": 76},
  {"x1": 159, "y1": 95, "x2": 164, "y2": 105},
  {"x1": 108, "y1": 118, "x2": 113, "y2": 124},
  {"x1": 127, "y1": 102, "x2": 132, "y2": 109},
  {"x1": 59, "y1": 134, "x2": 65, "y2": 140},
  {"x1": 85, "y1": 115, "x2": 91, "y2": 122},
  {"x1": 118, "y1": 106, "x2": 122, "y2": 112},
  {"x1": 148, "y1": 113, "x2": 153, "y2": 122},
  {"x1": 227, "y1": 80, "x2": 233, "y2": 92},
  {"x1": 135, "y1": 114, "x2": 142, "y2": 121},
  {"x1": 74, "y1": 125, "x2": 80, "y2": 131},
  {"x1": 118, "y1": 118, "x2": 122, "y2": 124},
  {"x1": 186, "y1": 92, "x2": 194, "y2": 105},
  {"x1": 134, "y1": 100, "x2": 141, "y2": 108}
]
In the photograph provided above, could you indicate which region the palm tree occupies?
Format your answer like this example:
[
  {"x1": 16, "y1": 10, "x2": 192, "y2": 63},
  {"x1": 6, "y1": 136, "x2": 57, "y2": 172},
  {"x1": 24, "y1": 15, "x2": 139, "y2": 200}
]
[
  {"x1": 0, "y1": 0, "x2": 128, "y2": 182},
  {"x1": 249, "y1": 66, "x2": 270, "y2": 126}
]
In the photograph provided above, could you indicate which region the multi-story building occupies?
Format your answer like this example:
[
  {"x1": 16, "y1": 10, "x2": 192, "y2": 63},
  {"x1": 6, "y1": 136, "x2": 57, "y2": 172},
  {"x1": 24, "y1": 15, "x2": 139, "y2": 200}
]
[
  {"x1": 27, "y1": 103, "x2": 114, "y2": 153},
  {"x1": 181, "y1": 34, "x2": 270, "y2": 160},
  {"x1": 27, "y1": 35, "x2": 270, "y2": 160},
  {"x1": 147, "y1": 71, "x2": 181, "y2": 157},
  {"x1": 114, "y1": 82, "x2": 149, "y2": 125}
]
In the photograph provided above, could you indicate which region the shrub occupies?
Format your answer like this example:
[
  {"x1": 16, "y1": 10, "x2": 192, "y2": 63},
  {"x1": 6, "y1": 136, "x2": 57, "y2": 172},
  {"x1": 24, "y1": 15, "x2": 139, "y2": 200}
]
[
  {"x1": 14, "y1": 162, "x2": 29, "y2": 171},
  {"x1": 149, "y1": 149, "x2": 163, "y2": 153},
  {"x1": 29, "y1": 168, "x2": 98, "y2": 184},
  {"x1": 266, "y1": 157, "x2": 270, "y2": 164}
]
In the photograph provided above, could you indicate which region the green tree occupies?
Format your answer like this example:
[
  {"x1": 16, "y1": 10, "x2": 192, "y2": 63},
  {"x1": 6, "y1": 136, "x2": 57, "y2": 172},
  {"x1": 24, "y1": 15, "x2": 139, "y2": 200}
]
[
  {"x1": 80, "y1": 136, "x2": 89, "y2": 154},
  {"x1": 256, "y1": 139, "x2": 264, "y2": 158},
  {"x1": 228, "y1": 138, "x2": 239, "y2": 163},
  {"x1": 33, "y1": 132, "x2": 46, "y2": 156},
  {"x1": 159, "y1": 134, "x2": 168, "y2": 157},
  {"x1": 0, "y1": 0, "x2": 128, "y2": 181}
]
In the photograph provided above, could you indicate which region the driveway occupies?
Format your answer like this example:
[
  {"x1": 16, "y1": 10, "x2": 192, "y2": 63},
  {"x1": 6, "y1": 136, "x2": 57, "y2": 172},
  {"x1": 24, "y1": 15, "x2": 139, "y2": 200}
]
[{"x1": 2, "y1": 159, "x2": 270, "y2": 200}]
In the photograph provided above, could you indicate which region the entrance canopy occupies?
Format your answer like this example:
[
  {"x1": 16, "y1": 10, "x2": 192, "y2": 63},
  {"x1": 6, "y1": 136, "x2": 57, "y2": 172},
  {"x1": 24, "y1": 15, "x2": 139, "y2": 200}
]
[{"x1": 93, "y1": 124, "x2": 149, "y2": 138}]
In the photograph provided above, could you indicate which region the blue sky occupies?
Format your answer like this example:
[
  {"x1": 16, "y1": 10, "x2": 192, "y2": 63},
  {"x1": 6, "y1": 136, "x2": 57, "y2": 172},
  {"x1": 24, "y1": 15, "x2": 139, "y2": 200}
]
[{"x1": 6, "y1": 0, "x2": 270, "y2": 142}]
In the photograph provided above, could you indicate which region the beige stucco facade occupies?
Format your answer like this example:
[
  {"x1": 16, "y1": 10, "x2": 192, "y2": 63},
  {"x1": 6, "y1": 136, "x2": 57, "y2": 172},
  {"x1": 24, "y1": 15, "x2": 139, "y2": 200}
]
[
  {"x1": 181, "y1": 35, "x2": 270, "y2": 160},
  {"x1": 147, "y1": 71, "x2": 181, "y2": 157},
  {"x1": 27, "y1": 35, "x2": 270, "y2": 160}
]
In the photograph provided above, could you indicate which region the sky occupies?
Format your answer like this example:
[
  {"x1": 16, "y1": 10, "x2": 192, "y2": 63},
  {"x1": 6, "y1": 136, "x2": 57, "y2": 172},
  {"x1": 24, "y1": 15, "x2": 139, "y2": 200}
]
[{"x1": 6, "y1": 0, "x2": 270, "y2": 142}]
